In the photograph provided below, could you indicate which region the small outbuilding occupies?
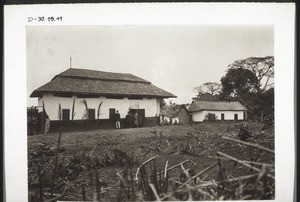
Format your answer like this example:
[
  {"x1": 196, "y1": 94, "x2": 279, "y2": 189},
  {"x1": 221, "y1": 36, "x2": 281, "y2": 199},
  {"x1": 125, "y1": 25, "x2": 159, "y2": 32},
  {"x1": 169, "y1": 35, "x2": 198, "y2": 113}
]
[
  {"x1": 160, "y1": 105, "x2": 190, "y2": 125},
  {"x1": 188, "y1": 100, "x2": 246, "y2": 122}
]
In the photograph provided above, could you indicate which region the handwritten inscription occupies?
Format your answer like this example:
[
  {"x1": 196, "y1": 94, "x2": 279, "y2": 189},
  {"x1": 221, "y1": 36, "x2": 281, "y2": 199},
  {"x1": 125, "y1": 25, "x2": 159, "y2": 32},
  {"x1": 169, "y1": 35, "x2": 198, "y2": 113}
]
[{"x1": 27, "y1": 16, "x2": 62, "y2": 22}]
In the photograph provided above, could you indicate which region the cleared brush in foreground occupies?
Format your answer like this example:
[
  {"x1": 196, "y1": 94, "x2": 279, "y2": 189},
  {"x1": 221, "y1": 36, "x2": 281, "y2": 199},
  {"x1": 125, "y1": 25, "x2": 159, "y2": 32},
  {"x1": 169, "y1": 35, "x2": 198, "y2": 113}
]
[{"x1": 28, "y1": 124, "x2": 274, "y2": 201}]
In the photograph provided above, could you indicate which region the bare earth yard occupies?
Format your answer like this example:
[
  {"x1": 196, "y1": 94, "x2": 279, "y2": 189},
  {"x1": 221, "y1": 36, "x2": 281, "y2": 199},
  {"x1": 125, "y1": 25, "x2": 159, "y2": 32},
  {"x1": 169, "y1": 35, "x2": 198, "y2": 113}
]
[{"x1": 28, "y1": 122, "x2": 274, "y2": 201}]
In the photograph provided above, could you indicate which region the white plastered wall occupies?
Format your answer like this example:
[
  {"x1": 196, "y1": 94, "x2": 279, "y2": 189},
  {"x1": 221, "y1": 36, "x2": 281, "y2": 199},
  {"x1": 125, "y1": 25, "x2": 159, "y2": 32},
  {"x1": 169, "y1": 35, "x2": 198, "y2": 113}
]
[
  {"x1": 38, "y1": 94, "x2": 160, "y2": 120},
  {"x1": 191, "y1": 110, "x2": 244, "y2": 122},
  {"x1": 160, "y1": 115, "x2": 179, "y2": 124}
]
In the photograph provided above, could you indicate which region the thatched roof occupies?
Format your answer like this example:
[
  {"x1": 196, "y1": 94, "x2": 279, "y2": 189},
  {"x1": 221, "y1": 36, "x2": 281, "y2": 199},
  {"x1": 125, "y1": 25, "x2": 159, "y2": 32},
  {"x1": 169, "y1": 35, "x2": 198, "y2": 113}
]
[
  {"x1": 56, "y1": 68, "x2": 149, "y2": 83},
  {"x1": 160, "y1": 105, "x2": 188, "y2": 117},
  {"x1": 30, "y1": 68, "x2": 176, "y2": 98},
  {"x1": 188, "y1": 101, "x2": 246, "y2": 112}
]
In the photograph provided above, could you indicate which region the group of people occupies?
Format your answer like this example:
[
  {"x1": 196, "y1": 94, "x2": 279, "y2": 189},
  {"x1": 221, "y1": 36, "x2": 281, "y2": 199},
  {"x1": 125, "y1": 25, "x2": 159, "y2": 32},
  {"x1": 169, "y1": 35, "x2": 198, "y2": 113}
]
[
  {"x1": 114, "y1": 110, "x2": 144, "y2": 129},
  {"x1": 39, "y1": 111, "x2": 51, "y2": 135},
  {"x1": 28, "y1": 110, "x2": 50, "y2": 135}
]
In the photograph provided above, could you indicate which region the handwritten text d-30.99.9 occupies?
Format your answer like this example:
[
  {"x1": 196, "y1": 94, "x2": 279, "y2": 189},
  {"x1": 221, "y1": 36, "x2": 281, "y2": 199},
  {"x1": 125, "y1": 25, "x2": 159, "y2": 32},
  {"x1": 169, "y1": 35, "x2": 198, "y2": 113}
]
[{"x1": 27, "y1": 16, "x2": 62, "y2": 22}]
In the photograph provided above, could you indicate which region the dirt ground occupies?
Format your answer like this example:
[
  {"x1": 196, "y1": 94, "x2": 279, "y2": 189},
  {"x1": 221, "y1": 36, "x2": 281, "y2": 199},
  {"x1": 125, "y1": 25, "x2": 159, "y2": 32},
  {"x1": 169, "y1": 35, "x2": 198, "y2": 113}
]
[{"x1": 28, "y1": 121, "x2": 274, "y2": 201}]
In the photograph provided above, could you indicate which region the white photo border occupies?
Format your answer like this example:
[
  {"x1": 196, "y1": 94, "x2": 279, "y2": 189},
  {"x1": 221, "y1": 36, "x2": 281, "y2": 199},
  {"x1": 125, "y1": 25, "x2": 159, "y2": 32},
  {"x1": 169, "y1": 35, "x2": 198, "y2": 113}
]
[{"x1": 4, "y1": 3, "x2": 295, "y2": 202}]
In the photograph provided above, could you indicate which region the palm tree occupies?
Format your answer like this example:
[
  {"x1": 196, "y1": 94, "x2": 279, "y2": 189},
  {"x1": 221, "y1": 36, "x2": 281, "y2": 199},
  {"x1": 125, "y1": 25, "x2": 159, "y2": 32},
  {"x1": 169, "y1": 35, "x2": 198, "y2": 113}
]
[
  {"x1": 96, "y1": 101, "x2": 103, "y2": 128},
  {"x1": 57, "y1": 103, "x2": 63, "y2": 129},
  {"x1": 81, "y1": 100, "x2": 89, "y2": 130},
  {"x1": 57, "y1": 103, "x2": 62, "y2": 120},
  {"x1": 71, "y1": 99, "x2": 76, "y2": 120}
]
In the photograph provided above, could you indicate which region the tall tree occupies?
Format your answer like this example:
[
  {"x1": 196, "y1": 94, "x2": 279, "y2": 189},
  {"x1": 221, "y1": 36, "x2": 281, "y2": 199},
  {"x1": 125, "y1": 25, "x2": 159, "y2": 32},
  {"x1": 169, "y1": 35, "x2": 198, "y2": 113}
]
[
  {"x1": 203, "y1": 82, "x2": 222, "y2": 95},
  {"x1": 228, "y1": 56, "x2": 274, "y2": 92},
  {"x1": 257, "y1": 87, "x2": 274, "y2": 120},
  {"x1": 194, "y1": 82, "x2": 222, "y2": 95},
  {"x1": 220, "y1": 67, "x2": 259, "y2": 100}
]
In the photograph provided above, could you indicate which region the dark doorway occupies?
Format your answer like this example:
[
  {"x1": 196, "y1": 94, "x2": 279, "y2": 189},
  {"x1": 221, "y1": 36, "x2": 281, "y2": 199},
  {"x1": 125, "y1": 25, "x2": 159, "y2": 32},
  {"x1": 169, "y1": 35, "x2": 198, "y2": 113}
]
[
  {"x1": 234, "y1": 114, "x2": 238, "y2": 121},
  {"x1": 109, "y1": 108, "x2": 115, "y2": 120},
  {"x1": 129, "y1": 109, "x2": 145, "y2": 127},
  {"x1": 221, "y1": 113, "x2": 224, "y2": 121},
  {"x1": 207, "y1": 113, "x2": 216, "y2": 121},
  {"x1": 88, "y1": 109, "x2": 95, "y2": 120},
  {"x1": 62, "y1": 109, "x2": 70, "y2": 120}
]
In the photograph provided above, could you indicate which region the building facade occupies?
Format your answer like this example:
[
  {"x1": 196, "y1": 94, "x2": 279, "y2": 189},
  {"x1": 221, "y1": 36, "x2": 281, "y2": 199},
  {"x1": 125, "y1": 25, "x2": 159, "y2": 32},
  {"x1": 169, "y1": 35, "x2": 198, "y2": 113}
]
[
  {"x1": 188, "y1": 101, "x2": 246, "y2": 122},
  {"x1": 30, "y1": 68, "x2": 175, "y2": 132},
  {"x1": 160, "y1": 105, "x2": 190, "y2": 125}
]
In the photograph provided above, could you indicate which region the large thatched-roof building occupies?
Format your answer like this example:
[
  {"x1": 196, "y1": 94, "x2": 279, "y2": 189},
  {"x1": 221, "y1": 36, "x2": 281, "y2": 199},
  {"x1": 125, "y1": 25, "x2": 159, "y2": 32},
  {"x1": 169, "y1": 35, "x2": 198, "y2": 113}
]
[
  {"x1": 30, "y1": 68, "x2": 176, "y2": 132},
  {"x1": 188, "y1": 100, "x2": 246, "y2": 122}
]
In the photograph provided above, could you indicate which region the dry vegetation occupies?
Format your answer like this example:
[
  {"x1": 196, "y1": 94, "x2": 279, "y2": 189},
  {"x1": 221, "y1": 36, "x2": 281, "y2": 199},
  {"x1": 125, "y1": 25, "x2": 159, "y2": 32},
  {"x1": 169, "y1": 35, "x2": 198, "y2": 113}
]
[{"x1": 28, "y1": 122, "x2": 274, "y2": 201}]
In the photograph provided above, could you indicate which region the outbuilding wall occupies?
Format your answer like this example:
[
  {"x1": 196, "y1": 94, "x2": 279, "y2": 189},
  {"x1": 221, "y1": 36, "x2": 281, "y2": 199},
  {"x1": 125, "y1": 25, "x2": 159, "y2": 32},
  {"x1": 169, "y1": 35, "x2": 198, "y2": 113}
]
[
  {"x1": 160, "y1": 116, "x2": 180, "y2": 124},
  {"x1": 191, "y1": 110, "x2": 244, "y2": 122}
]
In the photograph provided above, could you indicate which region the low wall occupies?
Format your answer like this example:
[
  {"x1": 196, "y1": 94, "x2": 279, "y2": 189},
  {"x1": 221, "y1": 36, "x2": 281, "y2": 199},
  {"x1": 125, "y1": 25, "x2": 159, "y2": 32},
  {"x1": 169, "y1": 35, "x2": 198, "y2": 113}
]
[
  {"x1": 46, "y1": 117, "x2": 159, "y2": 133},
  {"x1": 191, "y1": 119, "x2": 245, "y2": 125}
]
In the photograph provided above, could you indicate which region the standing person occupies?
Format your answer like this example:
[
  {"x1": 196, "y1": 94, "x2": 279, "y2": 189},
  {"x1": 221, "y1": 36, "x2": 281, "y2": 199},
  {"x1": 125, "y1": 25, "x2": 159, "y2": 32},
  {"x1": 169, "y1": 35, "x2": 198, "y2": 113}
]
[
  {"x1": 32, "y1": 115, "x2": 38, "y2": 135},
  {"x1": 115, "y1": 110, "x2": 121, "y2": 129},
  {"x1": 134, "y1": 112, "x2": 139, "y2": 128},
  {"x1": 44, "y1": 115, "x2": 50, "y2": 135},
  {"x1": 129, "y1": 112, "x2": 134, "y2": 128},
  {"x1": 138, "y1": 114, "x2": 144, "y2": 127},
  {"x1": 38, "y1": 111, "x2": 45, "y2": 134},
  {"x1": 125, "y1": 111, "x2": 131, "y2": 128}
]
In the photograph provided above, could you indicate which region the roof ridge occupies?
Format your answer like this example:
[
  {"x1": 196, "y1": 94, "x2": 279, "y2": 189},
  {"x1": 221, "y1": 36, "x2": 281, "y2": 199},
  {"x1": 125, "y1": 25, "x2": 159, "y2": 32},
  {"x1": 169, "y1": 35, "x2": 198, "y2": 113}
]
[
  {"x1": 55, "y1": 68, "x2": 151, "y2": 83},
  {"x1": 194, "y1": 100, "x2": 239, "y2": 103},
  {"x1": 57, "y1": 75, "x2": 151, "y2": 83},
  {"x1": 62, "y1": 67, "x2": 134, "y2": 76},
  {"x1": 188, "y1": 100, "x2": 246, "y2": 112}
]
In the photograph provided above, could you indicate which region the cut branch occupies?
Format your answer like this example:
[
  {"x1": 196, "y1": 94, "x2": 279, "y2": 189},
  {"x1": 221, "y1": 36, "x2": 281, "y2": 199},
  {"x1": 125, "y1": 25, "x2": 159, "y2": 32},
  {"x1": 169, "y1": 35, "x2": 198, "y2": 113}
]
[
  {"x1": 179, "y1": 163, "x2": 217, "y2": 189},
  {"x1": 208, "y1": 155, "x2": 274, "y2": 167},
  {"x1": 157, "y1": 159, "x2": 190, "y2": 176},
  {"x1": 149, "y1": 183, "x2": 161, "y2": 202},
  {"x1": 135, "y1": 156, "x2": 157, "y2": 180},
  {"x1": 217, "y1": 152, "x2": 275, "y2": 179},
  {"x1": 222, "y1": 136, "x2": 274, "y2": 154},
  {"x1": 45, "y1": 186, "x2": 67, "y2": 202}
]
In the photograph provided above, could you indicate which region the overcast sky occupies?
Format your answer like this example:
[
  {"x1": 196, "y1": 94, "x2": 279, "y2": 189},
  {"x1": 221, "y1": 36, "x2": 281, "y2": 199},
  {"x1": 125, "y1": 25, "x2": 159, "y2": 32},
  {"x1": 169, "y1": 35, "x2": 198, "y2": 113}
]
[{"x1": 27, "y1": 25, "x2": 273, "y2": 106}]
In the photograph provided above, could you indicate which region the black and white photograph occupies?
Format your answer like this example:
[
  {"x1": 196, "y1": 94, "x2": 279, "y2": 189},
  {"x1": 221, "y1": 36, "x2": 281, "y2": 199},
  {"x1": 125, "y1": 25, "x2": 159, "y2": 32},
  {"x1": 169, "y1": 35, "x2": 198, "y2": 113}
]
[
  {"x1": 26, "y1": 25, "x2": 276, "y2": 201},
  {"x1": 4, "y1": 3, "x2": 295, "y2": 202}
]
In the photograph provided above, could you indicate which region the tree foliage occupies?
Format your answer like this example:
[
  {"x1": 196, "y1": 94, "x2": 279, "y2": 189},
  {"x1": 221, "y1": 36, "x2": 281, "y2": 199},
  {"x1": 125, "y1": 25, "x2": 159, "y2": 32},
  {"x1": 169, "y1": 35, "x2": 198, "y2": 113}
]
[
  {"x1": 228, "y1": 56, "x2": 274, "y2": 92},
  {"x1": 257, "y1": 88, "x2": 274, "y2": 117},
  {"x1": 194, "y1": 82, "x2": 222, "y2": 95},
  {"x1": 220, "y1": 57, "x2": 274, "y2": 121},
  {"x1": 220, "y1": 68, "x2": 259, "y2": 101},
  {"x1": 193, "y1": 56, "x2": 274, "y2": 121},
  {"x1": 194, "y1": 92, "x2": 220, "y2": 101}
]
